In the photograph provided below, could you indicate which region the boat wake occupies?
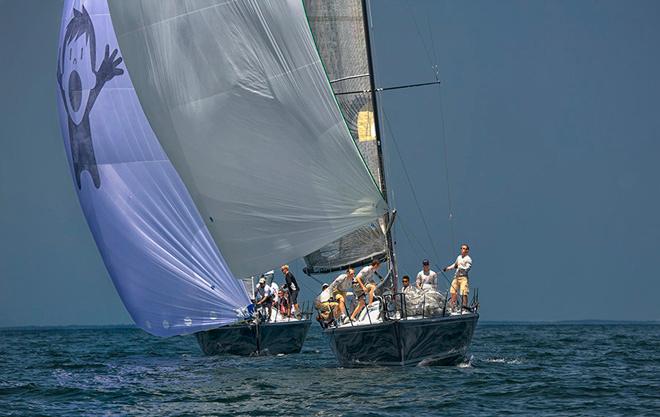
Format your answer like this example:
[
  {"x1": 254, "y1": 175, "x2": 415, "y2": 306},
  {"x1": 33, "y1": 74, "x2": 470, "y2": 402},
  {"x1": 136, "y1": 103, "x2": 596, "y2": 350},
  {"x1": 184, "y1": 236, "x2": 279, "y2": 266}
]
[
  {"x1": 484, "y1": 357, "x2": 523, "y2": 365},
  {"x1": 456, "y1": 355, "x2": 474, "y2": 368}
]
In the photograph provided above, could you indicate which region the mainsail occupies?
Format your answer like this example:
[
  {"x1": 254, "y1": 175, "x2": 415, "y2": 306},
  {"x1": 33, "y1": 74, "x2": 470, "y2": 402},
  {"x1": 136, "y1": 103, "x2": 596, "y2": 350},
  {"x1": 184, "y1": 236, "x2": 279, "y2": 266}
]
[
  {"x1": 302, "y1": 0, "x2": 389, "y2": 274},
  {"x1": 108, "y1": 0, "x2": 389, "y2": 278}
]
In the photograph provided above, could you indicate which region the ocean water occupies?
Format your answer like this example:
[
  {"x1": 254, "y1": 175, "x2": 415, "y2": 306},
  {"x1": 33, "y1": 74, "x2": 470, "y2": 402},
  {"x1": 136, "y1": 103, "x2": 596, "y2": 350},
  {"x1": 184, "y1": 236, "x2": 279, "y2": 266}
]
[{"x1": 0, "y1": 323, "x2": 658, "y2": 416}]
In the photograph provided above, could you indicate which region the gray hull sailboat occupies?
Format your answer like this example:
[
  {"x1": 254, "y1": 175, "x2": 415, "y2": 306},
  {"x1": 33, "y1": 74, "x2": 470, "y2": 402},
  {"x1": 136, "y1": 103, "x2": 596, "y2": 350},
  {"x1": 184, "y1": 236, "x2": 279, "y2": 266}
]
[
  {"x1": 303, "y1": 0, "x2": 479, "y2": 366},
  {"x1": 327, "y1": 315, "x2": 478, "y2": 367},
  {"x1": 55, "y1": 0, "x2": 390, "y2": 356},
  {"x1": 196, "y1": 319, "x2": 311, "y2": 356}
]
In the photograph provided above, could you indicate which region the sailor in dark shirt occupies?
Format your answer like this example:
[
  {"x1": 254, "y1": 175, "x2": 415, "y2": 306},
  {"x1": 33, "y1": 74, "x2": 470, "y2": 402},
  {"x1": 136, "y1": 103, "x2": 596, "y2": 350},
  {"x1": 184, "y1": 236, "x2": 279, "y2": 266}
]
[{"x1": 281, "y1": 264, "x2": 301, "y2": 318}]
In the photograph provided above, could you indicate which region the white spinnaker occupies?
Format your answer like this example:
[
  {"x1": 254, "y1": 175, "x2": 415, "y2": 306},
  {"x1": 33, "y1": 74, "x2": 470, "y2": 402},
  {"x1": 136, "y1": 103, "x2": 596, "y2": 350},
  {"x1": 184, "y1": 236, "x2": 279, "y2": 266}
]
[{"x1": 108, "y1": 0, "x2": 388, "y2": 278}]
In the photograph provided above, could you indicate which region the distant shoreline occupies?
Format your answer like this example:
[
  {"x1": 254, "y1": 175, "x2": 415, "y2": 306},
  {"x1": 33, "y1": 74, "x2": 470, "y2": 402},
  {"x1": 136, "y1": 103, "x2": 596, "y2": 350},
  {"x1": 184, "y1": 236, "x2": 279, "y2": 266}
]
[{"x1": 1, "y1": 319, "x2": 659, "y2": 331}]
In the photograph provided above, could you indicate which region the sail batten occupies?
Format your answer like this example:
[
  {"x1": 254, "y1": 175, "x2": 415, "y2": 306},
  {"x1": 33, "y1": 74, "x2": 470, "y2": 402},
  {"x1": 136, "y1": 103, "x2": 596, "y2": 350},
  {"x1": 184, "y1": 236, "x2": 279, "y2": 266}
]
[{"x1": 108, "y1": 0, "x2": 388, "y2": 278}]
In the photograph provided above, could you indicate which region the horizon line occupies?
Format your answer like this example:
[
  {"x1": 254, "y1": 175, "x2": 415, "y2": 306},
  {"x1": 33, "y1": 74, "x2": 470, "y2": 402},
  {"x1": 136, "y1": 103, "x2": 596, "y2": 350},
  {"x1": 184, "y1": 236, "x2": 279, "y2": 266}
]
[{"x1": 1, "y1": 319, "x2": 659, "y2": 331}]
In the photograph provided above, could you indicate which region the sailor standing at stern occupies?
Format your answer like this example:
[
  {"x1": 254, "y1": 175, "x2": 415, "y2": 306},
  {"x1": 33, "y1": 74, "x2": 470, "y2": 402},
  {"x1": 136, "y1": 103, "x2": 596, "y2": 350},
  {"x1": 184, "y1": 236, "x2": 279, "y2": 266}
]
[
  {"x1": 281, "y1": 265, "x2": 301, "y2": 318},
  {"x1": 443, "y1": 244, "x2": 472, "y2": 311}
]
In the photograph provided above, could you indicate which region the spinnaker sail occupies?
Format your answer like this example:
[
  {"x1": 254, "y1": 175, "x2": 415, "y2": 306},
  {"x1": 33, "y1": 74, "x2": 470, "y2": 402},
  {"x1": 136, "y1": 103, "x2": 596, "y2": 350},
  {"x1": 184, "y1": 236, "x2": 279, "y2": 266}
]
[
  {"x1": 302, "y1": 0, "x2": 389, "y2": 274},
  {"x1": 56, "y1": 0, "x2": 250, "y2": 337}
]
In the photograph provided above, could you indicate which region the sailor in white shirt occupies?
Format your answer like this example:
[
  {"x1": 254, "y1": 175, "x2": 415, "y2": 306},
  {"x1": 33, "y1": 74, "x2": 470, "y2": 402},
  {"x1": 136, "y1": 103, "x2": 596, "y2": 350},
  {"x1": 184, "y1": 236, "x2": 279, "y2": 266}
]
[
  {"x1": 254, "y1": 277, "x2": 274, "y2": 319},
  {"x1": 315, "y1": 283, "x2": 338, "y2": 322},
  {"x1": 350, "y1": 260, "x2": 381, "y2": 321},
  {"x1": 317, "y1": 283, "x2": 332, "y2": 303},
  {"x1": 269, "y1": 280, "x2": 280, "y2": 303},
  {"x1": 443, "y1": 244, "x2": 473, "y2": 310},
  {"x1": 416, "y1": 259, "x2": 438, "y2": 291},
  {"x1": 329, "y1": 268, "x2": 354, "y2": 321}
]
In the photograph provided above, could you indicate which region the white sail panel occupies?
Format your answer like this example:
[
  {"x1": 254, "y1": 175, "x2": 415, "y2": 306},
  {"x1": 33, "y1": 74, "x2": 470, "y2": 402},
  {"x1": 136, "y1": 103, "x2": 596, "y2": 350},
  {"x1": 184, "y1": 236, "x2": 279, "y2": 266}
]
[
  {"x1": 56, "y1": 0, "x2": 250, "y2": 337},
  {"x1": 108, "y1": 0, "x2": 389, "y2": 278}
]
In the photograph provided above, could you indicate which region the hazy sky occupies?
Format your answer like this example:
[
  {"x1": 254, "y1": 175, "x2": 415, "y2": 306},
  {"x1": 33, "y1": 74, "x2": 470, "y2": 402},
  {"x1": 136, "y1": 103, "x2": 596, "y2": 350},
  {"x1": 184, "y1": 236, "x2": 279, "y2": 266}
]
[{"x1": 1, "y1": 0, "x2": 659, "y2": 327}]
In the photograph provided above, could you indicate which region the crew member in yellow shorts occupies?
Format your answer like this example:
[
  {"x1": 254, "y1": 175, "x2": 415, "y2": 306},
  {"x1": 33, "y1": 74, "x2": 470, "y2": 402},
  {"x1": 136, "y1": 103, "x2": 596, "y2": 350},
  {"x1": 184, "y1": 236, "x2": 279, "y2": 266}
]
[
  {"x1": 330, "y1": 268, "x2": 354, "y2": 323},
  {"x1": 315, "y1": 283, "x2": 339, "y2": 321},
  {"x1": 443, "y1": 244, "x2": 473, "y2": 311}
]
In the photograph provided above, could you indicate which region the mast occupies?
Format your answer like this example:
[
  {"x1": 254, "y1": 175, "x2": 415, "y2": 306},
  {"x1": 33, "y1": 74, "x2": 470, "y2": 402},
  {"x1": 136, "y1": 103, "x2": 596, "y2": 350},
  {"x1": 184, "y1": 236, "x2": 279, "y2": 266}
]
[{"x1": 361, "y1": 0, "x2": 398, "y2": 289}]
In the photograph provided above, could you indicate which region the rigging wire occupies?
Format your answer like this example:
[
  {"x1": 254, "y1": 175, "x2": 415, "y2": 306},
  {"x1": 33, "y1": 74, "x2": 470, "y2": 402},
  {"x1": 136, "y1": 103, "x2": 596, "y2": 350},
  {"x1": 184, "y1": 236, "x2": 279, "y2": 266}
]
[
  {"x1": 426, "y1": 9, "x2": 440, "y2": 73},
  {"x1": 396, "y1": 216, "x2": 432, "y2": 262},
  {"x1": 381, "y1": 111, "x2": 441, "y2": 264},
  {"x1": 365, "y1": 0, "x2": 400, "y2": 283},
  {"x1": 405, "y1": 0, "x2": 436, "y2": 74},
  {"x1": 405, "y1": 1, "x2": 457, "y2": 253},
  {"x1": 368, "y1": 1, "x2": 457, "y2": 280},
  {"x1": 396, "y1": 216, "x2": 454, "y2": 288},
  {"x1": 300, "y1": 269, "x2": 325, "y2": 288}
]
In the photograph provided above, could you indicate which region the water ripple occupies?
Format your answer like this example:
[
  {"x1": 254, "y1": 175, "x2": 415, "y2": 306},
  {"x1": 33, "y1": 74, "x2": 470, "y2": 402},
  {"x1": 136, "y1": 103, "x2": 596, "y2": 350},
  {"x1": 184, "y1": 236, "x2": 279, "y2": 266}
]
[{"x1": 0, "y1": 323, "x2": 658, "y2": 416}]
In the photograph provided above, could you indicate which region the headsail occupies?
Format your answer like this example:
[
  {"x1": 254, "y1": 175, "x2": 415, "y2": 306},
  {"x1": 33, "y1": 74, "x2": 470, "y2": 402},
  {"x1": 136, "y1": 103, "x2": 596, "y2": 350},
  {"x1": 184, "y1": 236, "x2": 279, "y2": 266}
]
[
  {"x1": 56, "y1": 0, "x2": 250, "y2": 337},
  {"x1": 108, "y1": 0, "x2": 389, "y2": 278},
  {"x1": 302, "y1": 0, "x2": 389, "y2": 274}
]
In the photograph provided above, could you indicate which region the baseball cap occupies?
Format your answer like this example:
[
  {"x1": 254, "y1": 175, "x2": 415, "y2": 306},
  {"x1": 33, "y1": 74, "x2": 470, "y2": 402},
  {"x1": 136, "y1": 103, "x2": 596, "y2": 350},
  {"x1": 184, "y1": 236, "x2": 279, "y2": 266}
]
[{"x1": 422, "y1": 259, "x2": 430, "y2": 265}]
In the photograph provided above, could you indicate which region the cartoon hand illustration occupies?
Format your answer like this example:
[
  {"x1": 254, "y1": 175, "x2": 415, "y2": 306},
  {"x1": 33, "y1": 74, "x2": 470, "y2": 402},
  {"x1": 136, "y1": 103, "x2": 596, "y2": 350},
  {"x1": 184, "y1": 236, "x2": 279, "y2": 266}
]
[
  {"x1": 96, "y1": 44, "x2": 124, "y2": 85},
  {"x1": 57, "y1": 47, "x2": 63, "y2": 88}
]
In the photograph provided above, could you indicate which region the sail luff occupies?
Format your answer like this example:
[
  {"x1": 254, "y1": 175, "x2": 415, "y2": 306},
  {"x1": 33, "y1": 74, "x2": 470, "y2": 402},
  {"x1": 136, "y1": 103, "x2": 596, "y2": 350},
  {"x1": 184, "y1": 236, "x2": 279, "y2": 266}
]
[
  {"x1": 301, "y1": 0, "x2": 393, "y2": 275},
  {"x1": 360, "y1": 0, "x2": 398, "y2": 287},
  {"x1": 300, "y1": 6, "x2": 384, "y2": 200}
]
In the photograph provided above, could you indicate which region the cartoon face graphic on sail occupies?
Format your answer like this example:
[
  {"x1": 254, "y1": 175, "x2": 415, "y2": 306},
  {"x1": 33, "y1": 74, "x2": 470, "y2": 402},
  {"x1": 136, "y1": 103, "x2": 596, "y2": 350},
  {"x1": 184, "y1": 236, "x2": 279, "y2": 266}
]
[{"x1": 56, "y1": 5, "x2": 123, "y2": 189}]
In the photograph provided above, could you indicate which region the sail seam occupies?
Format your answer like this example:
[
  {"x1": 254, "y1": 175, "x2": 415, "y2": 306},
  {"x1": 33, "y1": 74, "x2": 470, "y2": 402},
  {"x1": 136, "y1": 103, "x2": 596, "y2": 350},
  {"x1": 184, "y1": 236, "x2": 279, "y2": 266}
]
[{"x1": 116, "y1": 0, "x2": 238, "y2": 37}]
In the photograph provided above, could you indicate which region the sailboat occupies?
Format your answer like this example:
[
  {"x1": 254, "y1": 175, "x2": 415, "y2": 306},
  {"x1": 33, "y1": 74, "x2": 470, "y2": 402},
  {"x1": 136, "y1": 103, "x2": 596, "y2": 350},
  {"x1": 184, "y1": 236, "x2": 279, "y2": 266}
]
[
  {"x1": 302, "y1": 1, "x2": 480, "y2": 366},
  {"x1": 55, "y1": 0, "x2": 389, "y2": 356}
]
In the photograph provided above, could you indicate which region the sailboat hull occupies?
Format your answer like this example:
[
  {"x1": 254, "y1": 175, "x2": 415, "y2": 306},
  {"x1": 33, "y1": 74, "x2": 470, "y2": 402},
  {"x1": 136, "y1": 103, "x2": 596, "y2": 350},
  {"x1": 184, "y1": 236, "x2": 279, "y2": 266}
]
[
  {"x1": 195, "y1": 320, "x2": 311, "y2": 356},
  {"x1": 324, "y1": 313, "x2": 478, "y2": 366}
]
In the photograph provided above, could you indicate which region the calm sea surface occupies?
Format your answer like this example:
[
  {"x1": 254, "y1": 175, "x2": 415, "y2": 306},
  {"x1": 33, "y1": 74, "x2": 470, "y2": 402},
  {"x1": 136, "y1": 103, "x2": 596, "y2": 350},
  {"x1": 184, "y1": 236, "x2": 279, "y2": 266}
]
[{"x1": 0, "y1": 323, "x2": 658, "y2": 416}]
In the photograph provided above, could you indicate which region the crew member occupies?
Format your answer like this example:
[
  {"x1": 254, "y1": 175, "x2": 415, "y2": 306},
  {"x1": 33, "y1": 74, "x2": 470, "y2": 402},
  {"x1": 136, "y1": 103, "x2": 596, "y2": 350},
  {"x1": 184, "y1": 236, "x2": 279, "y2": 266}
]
[
  {"x1": 315, "y1": 283, "x2": 338, "y2": 322},
  {"x1": 416, "y1": 259, "x2": 438, "y2": 291},
  {"x1": 281, "y1": 265, "x2": 301, "y2": 318},
  {"x1": 255, "y1": 277, "x2": 274, "y2": 320},
  {"x1": 329, "y1": 268, "x2": 354, "y2": 323},
  {"x1": 349, "y1": 260, "x2": 381, "y2": 321},
  {"x1": 443, "y1": 244, "x2": 472, "y2": 311},
  {"x1": 401, "y1": 275, "x2": 414, "y2": 294}
]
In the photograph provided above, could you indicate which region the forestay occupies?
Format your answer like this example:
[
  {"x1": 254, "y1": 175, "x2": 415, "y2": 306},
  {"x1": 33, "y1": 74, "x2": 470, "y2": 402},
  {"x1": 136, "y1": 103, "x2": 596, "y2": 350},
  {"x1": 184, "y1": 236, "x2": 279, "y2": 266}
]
[
  {"x1": 56, "y1": 0, "x2": 250, "y2": 337},
  {"x1": 108, "y1": 0, "x2": 389, "y2": 278},
  {"x1": 302, "y1": 0, "x2": 388, "y2": 274}
]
